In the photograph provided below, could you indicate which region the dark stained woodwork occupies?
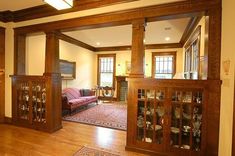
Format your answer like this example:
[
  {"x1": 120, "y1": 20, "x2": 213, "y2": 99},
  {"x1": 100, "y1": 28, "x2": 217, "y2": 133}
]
[
  {"x1": 129, "y1": 19, "x2": 145, "y2": 78},
  {"x1": 180, "y1": 16, "x2": 202, "y2": 45},
  {"x1": 11, "y1": 0, "x2": 222, "y2": 154},
  {"x1": 145, "y1": 43, "x2": 182, "y2": 50},
  {"x1": 0, "y1": 27, "x2": 5, "y2": 123},
  {"x1": 14, "y1": 34, "x2": 26, "y2": 75},
  {"x1": 0, "y1": 0, "x2": 138, "y2": 23},
  {"x1": 115, "y1": 76, "x2": 127, "y2": 101},
  {"x1": 57, "y1": 32, "x2": 96, "y2": 51},
  {"x1": 14, "y1": 0, "x2": 221, "y2": 35},
  {"x1": 184, "y1": 26, "x2": 201, "y2": 48},
  {"x1": 151, "y1": 51, "x2": 176, "y2": 78},
  {"x1": 44, "y1": 32, "x2": 60, "y2": 74},
  {"x1": 96, "y1": 45, "x2": 131, "y2": 52},
  {"x1": 4, "y1": 117, "x2": 12, "y2": 124}
]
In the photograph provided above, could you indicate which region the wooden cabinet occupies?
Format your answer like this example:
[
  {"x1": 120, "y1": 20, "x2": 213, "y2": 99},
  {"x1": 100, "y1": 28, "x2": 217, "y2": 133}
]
[
  {"x1": 11, "y1": 75, "x2": 62, "y2": 132},
  {"x1": 126, "y1": 78, "x2": 207, "y2": 155}
]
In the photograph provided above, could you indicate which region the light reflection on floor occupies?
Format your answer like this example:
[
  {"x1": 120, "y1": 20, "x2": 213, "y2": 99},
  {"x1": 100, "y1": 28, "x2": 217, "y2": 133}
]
[{"x1": 96, "y1": 127, "x2": 114, "y2": 146}]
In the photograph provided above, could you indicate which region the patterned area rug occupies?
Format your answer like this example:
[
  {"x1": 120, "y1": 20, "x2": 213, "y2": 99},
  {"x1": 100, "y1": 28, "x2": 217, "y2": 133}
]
[
  {"x1": 74, "y1": 146, "x2": 120, "y2": 156},
  {"x1": 63, "y1": 102, "x2": 127, "y2": 130}
]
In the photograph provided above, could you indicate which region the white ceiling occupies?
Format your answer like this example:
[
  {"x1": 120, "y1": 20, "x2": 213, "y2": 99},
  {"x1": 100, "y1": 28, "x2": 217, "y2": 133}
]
[
  {"x1": 0, "y1": 0, "x2": 45, "y2": 11},
  {"x1": 64, "y1": 18, "x2": 190, "y2": 47}
]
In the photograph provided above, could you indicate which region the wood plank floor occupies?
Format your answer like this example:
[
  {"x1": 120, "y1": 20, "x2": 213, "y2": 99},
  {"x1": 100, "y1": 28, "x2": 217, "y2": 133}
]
[{"x1": 0, "y1": 121, "x2": 147, "y2": 156}]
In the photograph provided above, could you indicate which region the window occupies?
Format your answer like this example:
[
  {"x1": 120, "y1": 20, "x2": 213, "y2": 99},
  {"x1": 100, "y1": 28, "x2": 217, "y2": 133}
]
[
  {"x1": 152, "y1": 52, "x2": 176, "y2": 79},
  {"x1": 184, "y1": 26, "x2": 201, "y2": 79},
  {"x1": 97, "y1": 54, "x2": 116, "y2": 87}
]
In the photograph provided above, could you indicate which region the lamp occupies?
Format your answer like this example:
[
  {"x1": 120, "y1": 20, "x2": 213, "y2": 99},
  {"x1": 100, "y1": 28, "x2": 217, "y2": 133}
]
[{"x1": 44, "y1": 0, "x2": 73, "y2": 10}]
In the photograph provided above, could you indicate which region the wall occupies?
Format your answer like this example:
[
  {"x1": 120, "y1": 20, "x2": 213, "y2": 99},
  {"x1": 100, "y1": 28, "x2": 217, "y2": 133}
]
[
  {"x1": 25, "y1": 34, "x2": 96, "y2": 89},
  {"x1": 59, "y1": 40, "x2": 96, "y2": 89},
  {"x1": 96, "y1": 48, "x2": 183, "y2": 80},
  {"x1": 219, "y1": 0, "x2": 235, "y2": 155}
]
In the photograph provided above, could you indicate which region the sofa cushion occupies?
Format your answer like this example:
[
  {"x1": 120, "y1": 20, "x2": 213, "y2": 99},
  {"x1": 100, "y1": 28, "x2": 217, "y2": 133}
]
[
  {"x1": 80, "y1": 96, "x2": 97, "y2": 101},
  {"x1": 80, "y1": 89, "x2": 94, "y2": 96},
  {"x1": 69, "y1": 98, "x2": 86, "y2": 105},
  {"x1": 62, "y1": 88, "x2": 81, "y2": 101}
]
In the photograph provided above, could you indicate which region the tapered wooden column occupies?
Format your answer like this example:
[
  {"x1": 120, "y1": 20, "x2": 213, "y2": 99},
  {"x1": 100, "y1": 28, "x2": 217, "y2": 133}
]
[
  {"x1": 0, "y1": 27, "x2": 5, "y2": 123},
  {"x1": 14, "y1": 33, "x2": 26, "y2": 75},
  {"x1": 44, "y1": 31, "x2": 62, "y2": 132},
  {"x1": 129, "y1": 19, "x2": 145, "y2": 78}
]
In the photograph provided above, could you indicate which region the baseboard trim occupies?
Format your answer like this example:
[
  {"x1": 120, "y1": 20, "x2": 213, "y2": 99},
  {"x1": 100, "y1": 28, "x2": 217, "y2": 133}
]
[{"x1": 4, "y1": 117, "x2": 12, "y2": 124}]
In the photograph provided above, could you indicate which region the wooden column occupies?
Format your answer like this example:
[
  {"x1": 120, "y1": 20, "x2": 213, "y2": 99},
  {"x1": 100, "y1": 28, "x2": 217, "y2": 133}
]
[
  {"x1": 0, "y1": 27, "x2": 5, "y2": 123},
  {"x1": 44, "y1": 31, "x2": 62, "y2": 132},
  {"x1": 129, "y1": 19, "x2": 145, "y2": 78},
  {"x1": 14, "y1": 33, "x2": 26, "y2": 75}
]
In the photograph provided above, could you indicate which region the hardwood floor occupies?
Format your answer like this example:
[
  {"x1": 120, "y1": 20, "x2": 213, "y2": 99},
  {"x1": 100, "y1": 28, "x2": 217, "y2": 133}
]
[{"x1": 0, "y1": 121, "x2": 147, "y2": 156}]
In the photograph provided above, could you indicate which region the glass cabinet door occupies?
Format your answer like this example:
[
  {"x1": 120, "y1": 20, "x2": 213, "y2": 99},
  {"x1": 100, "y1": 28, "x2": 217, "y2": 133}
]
[
  {"x1": 137, "y1": 89, "x2": 166, "y2": 145},
  {"x1": 170, "y1": 90, "x2": 203, "y2": 152}
]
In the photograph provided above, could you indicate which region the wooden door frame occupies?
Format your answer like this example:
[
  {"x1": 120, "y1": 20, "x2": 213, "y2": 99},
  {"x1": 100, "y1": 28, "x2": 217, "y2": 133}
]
[
  {"x1": 13, "y1": 0, "x2": 222, "y2": 155},
  {"x1": 0, "y1": 27, "x2": 5, "y2": 123},
  {"x1": 233, "y1": 72, "x2": 235, "y2": 156}
]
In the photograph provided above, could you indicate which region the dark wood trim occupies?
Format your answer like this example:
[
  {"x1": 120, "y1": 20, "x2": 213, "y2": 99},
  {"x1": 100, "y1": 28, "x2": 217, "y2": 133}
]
[
  {"x1": 180, "y1": 16, "x2": 202, "y2": 45},
  {"x1": 151, "y1": 51, "x2": 176, "y2": 78},
  {"x1": 95, "y1": 43, "x2": 182, "y2": 52},
  {"x1": 0, "y1": 27, "x2": 5, "y2": 123},
  {"x1": 0, "y1": 0, "x2": 138, "y2": 23},
  {"x1": 145, "y1": 43, "x2": 182, "y2": 49},
  {"x1": 4, "y1": 117, "x2": 12, "y2": 124},
  {"x1": 95, "y1": 46, "x2": 131, "y2": 52},
  {"x1": 97, "y1": 54, "x2": 116, "y2": 88},
  {"x1": 14, "y1": 0, "x2": 221, "y2": 34},
  {"x1": 14, "y1": 34, "x2": 26, "y2": 75},
  {"x1": 57, "y1": 32, "x2": 96, "y2": 51}
]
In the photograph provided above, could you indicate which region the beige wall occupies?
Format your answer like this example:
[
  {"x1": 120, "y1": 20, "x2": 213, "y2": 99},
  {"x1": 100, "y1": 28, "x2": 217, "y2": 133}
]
[
  {"x1": 219, "y1": 0, "x2": 235, "y2": 155},
  {"x1": 59, "y1": 40, "x2": 96, "y2": 90},
  {"x1": 96, "y1": 48, "x2": 183, "y2": 79}
]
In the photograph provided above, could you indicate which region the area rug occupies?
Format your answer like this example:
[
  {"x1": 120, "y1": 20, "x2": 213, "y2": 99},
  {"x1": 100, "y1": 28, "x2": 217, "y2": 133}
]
[
  {"x1": 63, "y1": 102, "x2": 127, "y2": 130},
  {"x1": 74, "y1": 146, "x2": 120, "y2": 156}
]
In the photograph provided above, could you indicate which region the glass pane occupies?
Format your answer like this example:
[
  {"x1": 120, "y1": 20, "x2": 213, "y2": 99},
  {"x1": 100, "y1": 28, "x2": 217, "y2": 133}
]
[
  {"x1": 137, "y1": 89, "x2": 145, "y2": 141},
  {"x1": 100, "y1": 73, "x2": 113, "y2": 87},
  {"x1": 145, "y1": 90, "x2": 154, "y2": 143}
]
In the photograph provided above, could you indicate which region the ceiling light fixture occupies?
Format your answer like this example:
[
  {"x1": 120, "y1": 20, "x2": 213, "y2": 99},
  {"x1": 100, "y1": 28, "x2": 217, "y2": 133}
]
[
  {"x1": 96, "y1": 42, "x2": 101, "y2": 46},
  {"x1": 165, "y1": 37, "x2": 170, "y2": 41},
  {"x1": 44, "y1": 0, "x2": 73, "y2": 10}
]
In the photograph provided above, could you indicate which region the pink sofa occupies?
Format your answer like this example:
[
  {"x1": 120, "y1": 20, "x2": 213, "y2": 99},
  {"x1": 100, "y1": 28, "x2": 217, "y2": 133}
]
[{"x1": 62, "y1": 88, "x2": 98, "y2": 114}]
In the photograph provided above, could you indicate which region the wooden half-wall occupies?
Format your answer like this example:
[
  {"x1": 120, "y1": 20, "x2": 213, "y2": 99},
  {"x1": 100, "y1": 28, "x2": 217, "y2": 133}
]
[{"x1": 13, "y1": 0, "x2": 222, "y2": 155}]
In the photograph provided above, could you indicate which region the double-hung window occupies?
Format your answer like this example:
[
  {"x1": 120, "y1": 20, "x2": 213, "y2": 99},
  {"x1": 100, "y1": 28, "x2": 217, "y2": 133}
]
[
  {"x1": 152, "y1": 52, "x2": 176, "y2": 79},
  {"x1": 97, "y1": 54, "x2": 116, "y2": 87}
]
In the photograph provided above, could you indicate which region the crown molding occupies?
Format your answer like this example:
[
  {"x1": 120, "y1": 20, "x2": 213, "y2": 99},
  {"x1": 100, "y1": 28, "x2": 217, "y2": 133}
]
[{"x1": 0, "y1": 0, "x2": 138, "y2": 23}]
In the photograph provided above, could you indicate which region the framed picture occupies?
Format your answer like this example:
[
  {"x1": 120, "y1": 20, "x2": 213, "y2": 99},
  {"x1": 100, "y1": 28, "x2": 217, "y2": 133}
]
[
  {"x1": 126, "y1": 61, "x2": 131, "y2": 74},
  {"x1": 59, "y1": 59, "x2": 76, "y2": 79}
]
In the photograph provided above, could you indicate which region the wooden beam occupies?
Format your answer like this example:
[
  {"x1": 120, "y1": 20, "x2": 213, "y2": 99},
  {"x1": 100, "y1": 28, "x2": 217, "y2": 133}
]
[
  {"x1": 14, "y1": 33, "x2": 26, "y2": 75},
  {"x1": 180, "y1": 16, "x2": 202, "y2": 45},
  {"x1": 0, "y1": 27, "x2": 5, "y2": 123},
  {"x1": 129, "y1": 19, "x2": 145, "y2": 78},
  {"x1": 0, "y1": 0, "x2": 138, "y2": 22},
  {"x1": 95, "y1": 43, "x2": 182, "y2": 52},
  {"x1": 14, "y1": 0, "x2": 221, "y2": 34},
  {"x1": 56, "y1": 32, "x2": 96, "y2": 51}
]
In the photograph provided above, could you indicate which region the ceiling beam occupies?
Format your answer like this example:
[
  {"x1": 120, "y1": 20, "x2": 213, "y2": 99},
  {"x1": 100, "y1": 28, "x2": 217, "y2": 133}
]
[
  {"x1": 180, "y1": 16, "x2": 202, "y2": 46},
  {"x1": 56, "y1": 32, "x2": 96, "y2": 52},
  {"x1": 95, "y1": 43, "x2": 182, "y2": 52},
  {"x1": 14, "y1": 0, "x2": 220, "y2": 34},
  {"x1": 0, "y1": 0, "x2": 138, "y2": 23}
]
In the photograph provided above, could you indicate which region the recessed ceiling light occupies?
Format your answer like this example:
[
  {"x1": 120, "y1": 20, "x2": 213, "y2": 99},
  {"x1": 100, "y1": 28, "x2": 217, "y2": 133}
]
[
  {"x1": 44, "y1": 0, "x2": 73, "y2": 10},
  {"x1": 96, "y1": 42, "x2": 100, "y2": 46},
  {"x1": 143, "y1": 39, "x2": 146, "y2": 43},
  {"x1": 165, "y1": 37, "x2": 170, "y2": 41}
]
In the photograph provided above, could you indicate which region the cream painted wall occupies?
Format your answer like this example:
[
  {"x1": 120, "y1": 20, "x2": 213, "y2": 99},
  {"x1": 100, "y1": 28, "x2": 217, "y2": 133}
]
[
  {"x1": 219, "y1": 0, "x2": 235, "y2": 155},
  {"x1": 25, "y1": 34, "x2": 96, "y2": 89},
  {"x1": 96, "y1": 48, "x2": 183, "y2": 79},
  {"x1": 26, "y1": 34, "x2": 45, "y2": 75},
  {"x1": 59, "y1": 40, "x2": 96, "y2": 90}
]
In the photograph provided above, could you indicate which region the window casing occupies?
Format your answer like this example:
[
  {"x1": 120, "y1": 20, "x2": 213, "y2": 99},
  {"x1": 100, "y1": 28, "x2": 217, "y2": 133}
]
[
  {"x1": 152, "y1": 52, "x2": 176, "y2": 79},
  {"x1": 97, "y1": 54, "x2": 116, "y2": 88},
  {"x1": 184, "y1": 26, "x2": 201, "y2": 79}
]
